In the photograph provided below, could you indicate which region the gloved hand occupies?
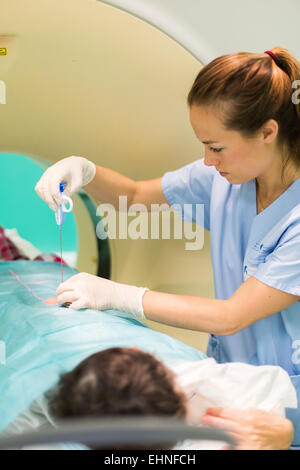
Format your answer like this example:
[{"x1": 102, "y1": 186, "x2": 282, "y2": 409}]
[
  {"x1": 35, "y1": 156, "x2": 96, "y2": 211},
  {"x1": 56, "y1": 272, "x2": 148, "y2": 320}
]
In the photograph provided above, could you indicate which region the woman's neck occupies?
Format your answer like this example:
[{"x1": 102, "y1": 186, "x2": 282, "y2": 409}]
[{"x1": 256, "y1": 161, "x2": 300, "y2": 203}]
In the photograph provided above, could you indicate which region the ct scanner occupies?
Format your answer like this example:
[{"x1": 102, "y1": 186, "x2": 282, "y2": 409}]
[{"x1": 1, "y1": 0, "x2": 299, "y2": 353}]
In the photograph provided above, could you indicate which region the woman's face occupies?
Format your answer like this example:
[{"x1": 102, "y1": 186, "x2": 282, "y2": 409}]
[{"x1": 189, "y1": 104, "x2": 279, "y2": 184}]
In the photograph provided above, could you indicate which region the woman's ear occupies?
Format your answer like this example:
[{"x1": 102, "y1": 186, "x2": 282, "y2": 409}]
[{"x1": 261, "y1": 118, "x2": 279, "y2": 143}]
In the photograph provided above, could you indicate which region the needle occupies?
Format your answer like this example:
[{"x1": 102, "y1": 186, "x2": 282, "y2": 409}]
[
  {"x1": 60, "y1": 225, "x2": 63, "y2": 283},
  {"x1": 55, "y1": 183, "x2": 73, "y2": 285}
]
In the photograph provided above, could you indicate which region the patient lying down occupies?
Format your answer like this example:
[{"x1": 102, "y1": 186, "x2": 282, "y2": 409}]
[{"x1": 4, "y1": 347, "x2": 295, "y2": 450}]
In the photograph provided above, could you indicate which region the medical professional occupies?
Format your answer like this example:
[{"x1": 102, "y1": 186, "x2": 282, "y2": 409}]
[{"x1": 36, "y1": 47, "x2": 300, "y2": 447}]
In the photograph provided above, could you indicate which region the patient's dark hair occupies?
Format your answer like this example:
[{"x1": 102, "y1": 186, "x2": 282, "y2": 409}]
[{"x1": 47, "y1": 347, "x2": 187, "y2": 450}]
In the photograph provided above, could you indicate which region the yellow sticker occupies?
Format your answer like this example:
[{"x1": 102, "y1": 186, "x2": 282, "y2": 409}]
[{"x1": 0, "y1": 48, "x2": 7, "y2": 56}]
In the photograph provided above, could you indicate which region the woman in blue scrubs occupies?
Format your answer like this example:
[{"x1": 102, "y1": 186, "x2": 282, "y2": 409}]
[{"x1": 36, "y1": 47, "x2": 300, "y2": 447}]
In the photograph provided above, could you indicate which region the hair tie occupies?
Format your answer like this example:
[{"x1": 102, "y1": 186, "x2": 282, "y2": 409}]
[{"x1": 264, "y1": 50, "x2": 280, "y2": 66}]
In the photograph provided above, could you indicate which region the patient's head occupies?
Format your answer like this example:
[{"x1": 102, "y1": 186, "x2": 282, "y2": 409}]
[{"x1": 47, "y1": 347, "x2": 187, "y2": 450}]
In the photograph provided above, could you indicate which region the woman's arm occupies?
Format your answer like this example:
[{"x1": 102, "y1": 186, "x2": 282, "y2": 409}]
[
  {"x1": 35, "y1": 156, "x2": 169, "y2": 212},
  {"x1": 84, "y1": 165, "x2": 169, "y2": 209},
  {"x1": 142, "y1": 290, "x2": 234, "y2": 335},
  {"x1": 56, "y1": 273, "x2": 300, "y2": 335},
  {"x1": 142, "y1": 276, "x2": 300, "y2": 335}
]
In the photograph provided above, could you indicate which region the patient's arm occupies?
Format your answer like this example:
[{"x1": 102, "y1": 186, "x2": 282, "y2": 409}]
[{"x1": 201, "y1": 408, "x2": 294, "y2": 450}]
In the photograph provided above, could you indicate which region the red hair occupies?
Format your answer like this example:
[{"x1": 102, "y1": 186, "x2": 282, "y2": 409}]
[{"x1": 188, "y1": 47, "x2": 300, "y2": 180}]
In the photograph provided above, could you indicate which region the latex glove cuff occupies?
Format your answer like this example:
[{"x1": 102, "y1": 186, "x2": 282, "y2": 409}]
[
  {"x1": 117, "y1": 285, "x2": 148, "y2": 320},
  {"x1": 56, "y1": 273, "x2": 148, "y2": 320}
]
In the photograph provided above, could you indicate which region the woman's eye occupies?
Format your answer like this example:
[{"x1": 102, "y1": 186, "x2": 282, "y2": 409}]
[{"x1": 210, "y1": 147, "x2": 223, "y2": 153}]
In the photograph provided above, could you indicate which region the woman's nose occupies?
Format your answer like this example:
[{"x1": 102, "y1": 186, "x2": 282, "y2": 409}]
[{"x1": 204, "y1": 152, "x2": 220, "y2": 167}]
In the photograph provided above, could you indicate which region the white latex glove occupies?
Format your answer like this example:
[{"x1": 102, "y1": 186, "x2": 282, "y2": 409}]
[
  {"x1": 56, "y1": 272, "x2": 148, "y2": 320},
  {"x1": 35, "y1": 156, "x2": 96, "y2": 211}
]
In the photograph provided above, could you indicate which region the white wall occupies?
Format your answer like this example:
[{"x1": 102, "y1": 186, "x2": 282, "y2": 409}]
[{"x1": 100, "y1": 0, "x2": 300, "y2": 63}]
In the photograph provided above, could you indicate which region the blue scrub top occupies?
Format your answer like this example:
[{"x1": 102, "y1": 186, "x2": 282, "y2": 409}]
[{"x1": 162, "y1": 158, "x2": 300, "y2": 447}]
